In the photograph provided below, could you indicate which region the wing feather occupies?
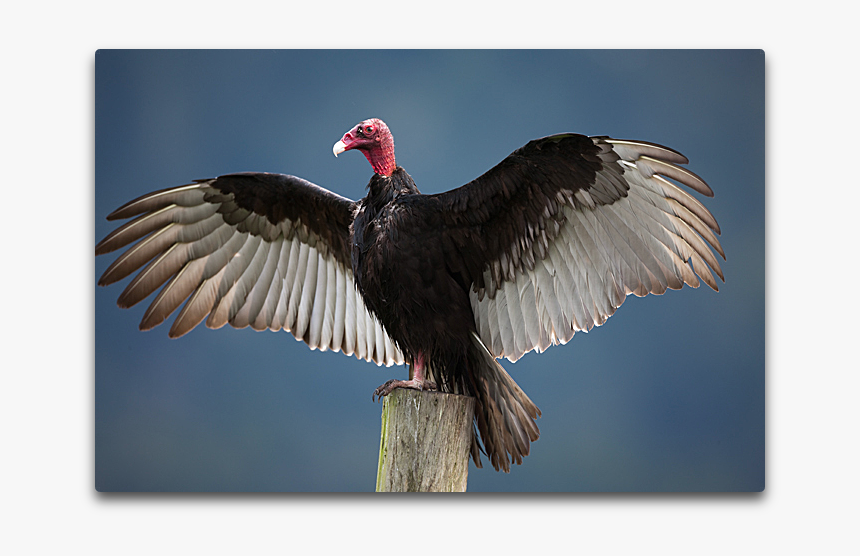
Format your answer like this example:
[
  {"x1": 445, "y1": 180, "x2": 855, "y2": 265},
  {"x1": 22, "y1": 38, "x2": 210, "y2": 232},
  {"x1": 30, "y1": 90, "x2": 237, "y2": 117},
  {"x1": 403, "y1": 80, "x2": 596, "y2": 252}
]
[
  {"x1": 439, "y1": 134, "x2": 723, "y2": 363},
  {"x1": 251, "y1": 238, "x2": 289, "y2": 331},
  {"x1": 293, "y1": 244, "x2": 319, "y2": 340},
  {"x1": 331, "y1": 264, "x2": 347, "y2": 353},
  {"x1": 486, "y1": 291, "x2": 503, "y2": 355},
  {"x1": 233, "y1": 235, "x2": 284, "y2": 329},
  {"x1": 494, "y1": 286, "x2": 516, "y2": 358},
  {"x1": 105, "y1": 183, "x2": 209, "y2": 221},
  {"x1": 344, "y1": 274, "x2": 357, "y2": 357},
  {"x1": 354, "y1": 284, "x2": 367, "y2": 360},
  {"x1": 285, "y1": 241, "x2": 309, "y2": 332},
  {"x1": 363, "y1": 300, "x2": 376, "y2": 361},
  {"x1": 319, "y1": 255, "x2": 337, "y2": 351},
  {"x1": 97, "y1": 173, "x2": 404, "y2": 367},
  {"x1": 206, "y1": 235, "x2": 266, "y2": 329},
  {"x1": 502, "y1": 279, "x2": 527, "y2": 358},
  {"x1": 270, "y1": 238, "x2": 300, "y2": 331},
  {"x1": 307, "y1": 250, "x2": 329, "y2": 348}
]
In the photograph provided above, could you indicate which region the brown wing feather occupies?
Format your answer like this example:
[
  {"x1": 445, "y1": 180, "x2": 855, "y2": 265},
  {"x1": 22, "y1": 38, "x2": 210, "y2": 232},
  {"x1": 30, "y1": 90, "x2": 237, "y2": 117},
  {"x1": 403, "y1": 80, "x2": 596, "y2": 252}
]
[
  {"x1": 432, "y1": 133, "x2": 627, "y2": 297},
  {"x1": 433, "y1": 134, "x2": 724, "y2": 362},
  {"x1": 96, "y1": 172, "x2": 404, "y2": 367}
]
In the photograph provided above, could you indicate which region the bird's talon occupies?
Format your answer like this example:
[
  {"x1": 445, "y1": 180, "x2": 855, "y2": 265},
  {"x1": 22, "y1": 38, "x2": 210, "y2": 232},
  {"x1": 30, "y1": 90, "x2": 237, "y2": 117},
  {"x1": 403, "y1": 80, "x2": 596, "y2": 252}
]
[{"x1": 373, "y1": 379, "x2": 397, "y2": 402}]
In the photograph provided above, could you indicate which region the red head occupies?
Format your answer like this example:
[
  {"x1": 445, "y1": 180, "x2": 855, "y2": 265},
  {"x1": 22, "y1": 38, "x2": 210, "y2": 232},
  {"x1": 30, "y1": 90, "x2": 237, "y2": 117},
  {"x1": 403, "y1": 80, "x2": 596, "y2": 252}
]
[{"x1": 332, "y1": 118, "x2": 396, "y2": 176}]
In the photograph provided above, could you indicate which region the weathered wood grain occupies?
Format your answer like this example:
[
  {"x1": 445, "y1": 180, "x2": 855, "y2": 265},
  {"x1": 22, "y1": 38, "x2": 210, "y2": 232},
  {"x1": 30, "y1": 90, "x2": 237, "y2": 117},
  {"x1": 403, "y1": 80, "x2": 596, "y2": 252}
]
[{"x1": 376, "y1": 389, "x2": 475, "y2": 492}]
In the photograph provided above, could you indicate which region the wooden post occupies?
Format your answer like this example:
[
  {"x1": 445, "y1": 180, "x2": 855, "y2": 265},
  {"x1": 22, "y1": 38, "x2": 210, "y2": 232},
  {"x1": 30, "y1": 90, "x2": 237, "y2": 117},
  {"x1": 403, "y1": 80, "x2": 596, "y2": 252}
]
[{"x1": 376, "y1": 389, "x2": 475, "y2": 492}]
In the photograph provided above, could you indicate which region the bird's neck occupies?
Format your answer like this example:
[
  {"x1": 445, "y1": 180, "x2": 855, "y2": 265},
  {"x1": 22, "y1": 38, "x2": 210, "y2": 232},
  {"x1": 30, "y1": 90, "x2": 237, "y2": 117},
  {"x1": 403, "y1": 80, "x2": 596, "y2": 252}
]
[
  {"x1": 366, "y1": 168, "x2": 420, "y2": 207},
  {"x1": 363, "y1": 134, "x2": 396, "y2": 176}
]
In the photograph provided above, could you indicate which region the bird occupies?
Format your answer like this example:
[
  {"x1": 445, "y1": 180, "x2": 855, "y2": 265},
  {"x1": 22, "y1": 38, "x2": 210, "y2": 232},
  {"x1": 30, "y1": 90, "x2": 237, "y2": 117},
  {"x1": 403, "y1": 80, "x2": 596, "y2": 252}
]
[{"x1": 95, "y1": 118, "x2": 724, "y2": 472}]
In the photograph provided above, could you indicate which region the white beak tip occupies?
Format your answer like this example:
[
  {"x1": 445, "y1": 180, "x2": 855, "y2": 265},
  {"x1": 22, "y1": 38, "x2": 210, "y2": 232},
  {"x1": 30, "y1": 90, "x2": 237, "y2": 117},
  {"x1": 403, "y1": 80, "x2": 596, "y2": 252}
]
[{"x1": 333, "y1": 140, "x2": 346, "y2": 157}]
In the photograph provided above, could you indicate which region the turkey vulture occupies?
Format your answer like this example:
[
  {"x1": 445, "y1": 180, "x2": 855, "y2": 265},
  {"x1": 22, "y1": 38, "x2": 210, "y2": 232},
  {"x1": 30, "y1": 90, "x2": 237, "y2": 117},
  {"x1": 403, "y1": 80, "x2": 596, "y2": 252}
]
[{"x1": 95, "y1": 118, "x2": 724, "y2": 472}]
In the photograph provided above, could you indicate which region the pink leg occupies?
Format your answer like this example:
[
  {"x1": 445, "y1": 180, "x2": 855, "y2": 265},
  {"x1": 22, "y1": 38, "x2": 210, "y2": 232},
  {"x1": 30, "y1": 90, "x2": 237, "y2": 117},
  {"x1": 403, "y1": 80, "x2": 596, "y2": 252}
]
[{"x1": 372, "y1": 352, "x2": 438, "y2": 401}]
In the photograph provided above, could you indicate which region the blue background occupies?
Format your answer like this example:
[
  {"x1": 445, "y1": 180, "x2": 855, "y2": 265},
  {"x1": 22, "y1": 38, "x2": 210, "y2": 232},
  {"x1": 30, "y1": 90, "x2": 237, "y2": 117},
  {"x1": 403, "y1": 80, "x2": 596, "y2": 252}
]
[{"x1": 95, "y1": 50, "x2": 764, "y2": 492}]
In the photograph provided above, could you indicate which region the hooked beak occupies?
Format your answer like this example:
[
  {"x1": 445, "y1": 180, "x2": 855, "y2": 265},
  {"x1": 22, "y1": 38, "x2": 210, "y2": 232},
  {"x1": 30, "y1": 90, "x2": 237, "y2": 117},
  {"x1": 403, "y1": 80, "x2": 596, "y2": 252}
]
[{"x1": 332, "y1": 140, "x2": 347, "y2": 157}]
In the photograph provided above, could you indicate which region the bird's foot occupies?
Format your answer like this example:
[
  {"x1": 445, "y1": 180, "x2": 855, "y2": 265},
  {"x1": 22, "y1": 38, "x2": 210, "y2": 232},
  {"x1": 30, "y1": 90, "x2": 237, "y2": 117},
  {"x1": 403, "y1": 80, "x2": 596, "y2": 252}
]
[{"x1": 372, "y1": 378, "x2": 438, "y2": 402}]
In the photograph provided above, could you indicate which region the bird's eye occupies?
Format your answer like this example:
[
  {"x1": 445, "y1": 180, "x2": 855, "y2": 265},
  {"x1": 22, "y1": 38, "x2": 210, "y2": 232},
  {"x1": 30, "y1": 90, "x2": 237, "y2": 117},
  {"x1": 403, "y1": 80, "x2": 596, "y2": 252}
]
[{"x1": 365, "y1": 126, "x2": 374, "y2": 134}]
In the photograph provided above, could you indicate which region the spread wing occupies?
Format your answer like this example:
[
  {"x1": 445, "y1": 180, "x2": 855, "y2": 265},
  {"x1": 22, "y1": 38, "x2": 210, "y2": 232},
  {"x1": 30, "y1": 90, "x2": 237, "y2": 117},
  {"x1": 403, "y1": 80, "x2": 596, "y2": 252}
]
[
  {"x1": 433, "y1": 134, "x2": 724, "y2": 362},
  {"x1": 96, "y1": 172, "x2": 404, "y2": 367}
]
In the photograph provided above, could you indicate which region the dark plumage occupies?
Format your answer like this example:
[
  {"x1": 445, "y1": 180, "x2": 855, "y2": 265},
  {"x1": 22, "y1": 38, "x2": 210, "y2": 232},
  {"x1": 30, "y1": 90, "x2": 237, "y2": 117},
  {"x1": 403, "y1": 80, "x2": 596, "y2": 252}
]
[{"x1": 96, "y1": 118, "x2": 724, "y2": 472}]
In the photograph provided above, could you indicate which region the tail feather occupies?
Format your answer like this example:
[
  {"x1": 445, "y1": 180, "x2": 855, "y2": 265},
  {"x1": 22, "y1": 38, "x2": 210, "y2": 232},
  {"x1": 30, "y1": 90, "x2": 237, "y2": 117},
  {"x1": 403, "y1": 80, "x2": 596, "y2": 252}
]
[{"x1": 468, "y1": 332, "x2": 541, "y2": 472}]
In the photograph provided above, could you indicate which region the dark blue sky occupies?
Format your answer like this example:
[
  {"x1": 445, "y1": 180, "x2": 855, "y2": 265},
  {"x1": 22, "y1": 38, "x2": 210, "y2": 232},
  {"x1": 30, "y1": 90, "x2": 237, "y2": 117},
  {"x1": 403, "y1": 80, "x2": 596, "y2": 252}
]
[{"x1": 95, "y1": 50, "x2": 764, "y2": 492}]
